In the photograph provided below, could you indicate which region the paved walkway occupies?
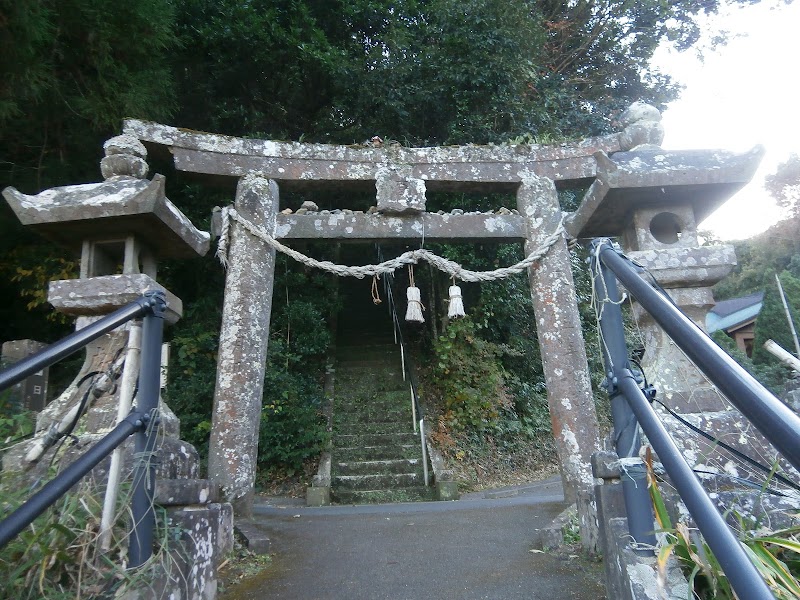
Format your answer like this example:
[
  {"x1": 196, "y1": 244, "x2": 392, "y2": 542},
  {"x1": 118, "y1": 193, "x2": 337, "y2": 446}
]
[{"x1": 222, "y1": 476, "x2": 607, "y2": 599}]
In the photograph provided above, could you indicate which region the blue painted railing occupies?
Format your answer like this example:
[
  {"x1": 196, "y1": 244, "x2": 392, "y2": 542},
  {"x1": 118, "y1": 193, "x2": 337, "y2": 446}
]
[
  {"x1": 590, "y1": 239, "x2": 800, "y2": 600},
  {"x1": 0, "y1": 292, "x2": 166, "y2": 567}
]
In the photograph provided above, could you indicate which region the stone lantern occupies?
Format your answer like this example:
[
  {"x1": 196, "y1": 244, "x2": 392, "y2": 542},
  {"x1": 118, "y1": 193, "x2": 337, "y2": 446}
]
[
  {"x1": 567, "y1": 107, "x2": 764, "y2": 415},
  {"x1": 565, "y1": 105, "x2": 791, "y2": 485},
  {"x1": 2, "y1": 136, "x2": 233, "y2": 597},
  {"x1": 2, "y1": 134, "x2": 209, "y2": 471}
]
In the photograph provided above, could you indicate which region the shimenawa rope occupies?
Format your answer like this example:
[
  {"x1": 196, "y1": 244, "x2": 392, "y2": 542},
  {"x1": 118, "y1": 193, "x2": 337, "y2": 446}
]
[{"x1": 216, "y1": 206, "x2": 566, "y2": 283}]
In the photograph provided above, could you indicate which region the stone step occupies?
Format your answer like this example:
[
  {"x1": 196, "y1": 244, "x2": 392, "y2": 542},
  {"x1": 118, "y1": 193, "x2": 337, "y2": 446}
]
[
  {"x1": 333, "y1": 472, "x2": 424, "y2": 491},
  {"x1": 337, "y1": 329, "x2": 395, "y2": 341},
  {"x1": 336, "y1": 360, "x2": 404, "y2": 372},
  {"x1": 336, "y1": 341, "x2": 396, "y2": 352},
  {"x1": 332, "y1": 486, "x2": 435, "y2": 505},
  {"x1": 335, "y1": 365, "x2": 406, "y2": 381},
  {"x1": 333, "y1": 398, "x2": 409, "y2": 413},
  {"x1": 335, "y1": 444, "x2": 420, "y2": 462},
  {"x1": 374, "y1": 389, "x2": 412, "y2": 403},
  {"x1": 334, "y1": 432, "x2": 419, "y2": 447},
  {"x1": 334, "y1": 458, "x2": 422, "y2": 476},
  {"x1": 334, "y1": 377, "x2": 406, "y2": 394},
  {"x1": 336, "y1": 345, "x2": 400, "y2": 359},
  {"x1": 337, "y1": 353, "x2": 397, "y2": 363},
  {"x1": 332, "y1": 389, "x2": 410, "y2": 406},
  {"x1": 337, "y1": 337, "x2": 396, "y2": 345},
  {"x1": 334, "y1": 397, "x2": 408, "y2": 412},
  {"x1": 334, "y1": 391, "x2": 409, "y2": 407},
  {"x1": 333, "y1": 407, "x2": 414, "y2": 424},
  {"x1": 336, "y1": 361, "x2": 404, "y2": 373},
  {"x1": 333, "y1": 421, "x2": 411, "y2": 435}
]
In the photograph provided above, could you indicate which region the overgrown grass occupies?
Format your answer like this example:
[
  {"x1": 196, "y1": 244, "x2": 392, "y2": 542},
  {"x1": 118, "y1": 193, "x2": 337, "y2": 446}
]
[
  {"x1": 420, "y1": 314, "x2": 559, "y2": 489},
  {"x1": 0, "y1": 476, "x2": 195, "y2": 598},
  {"x1": 647, "y1": 453, "x2": 800, "y2": 599}
]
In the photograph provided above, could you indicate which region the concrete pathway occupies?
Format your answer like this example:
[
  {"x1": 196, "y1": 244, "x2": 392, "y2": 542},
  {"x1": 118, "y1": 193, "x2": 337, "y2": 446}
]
[{"x1": 222, "y1": 476, "x2": 607, "y2": 599}]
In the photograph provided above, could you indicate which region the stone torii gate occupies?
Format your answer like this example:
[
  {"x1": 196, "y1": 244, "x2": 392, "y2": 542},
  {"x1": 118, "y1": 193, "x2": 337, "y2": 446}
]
[{"x1": 122, "y1": 103, "x2": 762, "y2": 526}]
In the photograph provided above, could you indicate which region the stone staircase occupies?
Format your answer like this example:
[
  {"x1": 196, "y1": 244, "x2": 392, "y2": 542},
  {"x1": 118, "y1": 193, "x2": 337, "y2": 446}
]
[{"x1": 330, "y1": 283, "x2": 433, "y2": 504}]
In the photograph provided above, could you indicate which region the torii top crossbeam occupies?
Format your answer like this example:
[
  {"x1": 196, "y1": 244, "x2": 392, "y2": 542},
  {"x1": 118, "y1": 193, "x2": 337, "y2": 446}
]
[{"x1": 122, "y1": 116, "x2": 762, "y2": 244}]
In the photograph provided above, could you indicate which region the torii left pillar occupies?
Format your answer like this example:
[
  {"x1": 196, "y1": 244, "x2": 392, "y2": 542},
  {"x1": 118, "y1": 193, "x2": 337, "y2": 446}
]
[{"x1": 209, "y1": 175, "x2": 279, "y2": 517}]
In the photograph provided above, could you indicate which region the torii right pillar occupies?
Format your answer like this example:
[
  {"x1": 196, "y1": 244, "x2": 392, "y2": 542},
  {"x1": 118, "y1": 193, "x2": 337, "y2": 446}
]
[{"x1": 518, "y1": 175, "x2": 601, "y2": 550}]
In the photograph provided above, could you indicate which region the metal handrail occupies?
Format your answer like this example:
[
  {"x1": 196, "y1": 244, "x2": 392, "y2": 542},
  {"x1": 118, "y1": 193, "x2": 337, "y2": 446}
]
[
  {"x1": 596, "y1": 242, "x2": 800, "y2": 472},
  {"x1": 0, "y1": 295, "x2": 159, "y2": 392},
  {"x1": 377, "y1": 248, "x2": 429, "y2": 487},
  {"x1": 0, "y1": 292, "x2": 166, "y2": 568},
  {"x1": 590, "y1": 238, "x2": 791, "y2": 600}
]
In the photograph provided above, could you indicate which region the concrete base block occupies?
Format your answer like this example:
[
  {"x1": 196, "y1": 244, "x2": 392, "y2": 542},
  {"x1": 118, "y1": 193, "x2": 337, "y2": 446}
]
[
  {"x1": 215, "y1": 502, "x2": 235, "y2": 559},
  {"x1": 156, "y1": 479, "x2": 220, "y2": 506},
  {"x1": 306, "y1": 485, "x2": 331, "y2": 506},
  {"x1": 235, "y1": 520, "x2": 271, "y2": 554},
  {"x1": 120, "y1": 503, "x2": 233, "y2": 600},
  {"x1": 540, "y1": 504, "x2": 576, "y2": 550},
  {"x1": 606, "y1": 518, "x2": 689, "y2": 600},
  {"x1": 436, "y1": 480, "x2": 459, "y2": 501},
  {"x1": 576, "y1": 489, "x2": 599, "y2": 554}
]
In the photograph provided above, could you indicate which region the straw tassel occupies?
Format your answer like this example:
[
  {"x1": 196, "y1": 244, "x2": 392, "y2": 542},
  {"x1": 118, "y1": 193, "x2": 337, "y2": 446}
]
[
  {"x1": 405, "y1": 266, "x2": 425, "y2": 323},
  {"x1": 371, "y1": 275, "x2": 382, "y2": 305},
  {"x1": 448, "y1": 283, "x2": 465, "y2": 318},
  {"x1": 216, "y1": 206, "x2": 232, "y2": 269}
]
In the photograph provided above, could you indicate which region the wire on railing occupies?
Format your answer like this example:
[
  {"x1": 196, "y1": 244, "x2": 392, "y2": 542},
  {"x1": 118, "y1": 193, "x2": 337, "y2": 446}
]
[
  {"x1": 0, "y1": 295, "x2": 159, "y2": 393},
  {"x1": 595, "y1": 240, "x2": 800, "y2": 474},
  {"x1": 590, "y1": 238, "x2": 792, "y2": 600},
  {"x1": 377, "y1": 246, "x2": 429, "y2": 487}
]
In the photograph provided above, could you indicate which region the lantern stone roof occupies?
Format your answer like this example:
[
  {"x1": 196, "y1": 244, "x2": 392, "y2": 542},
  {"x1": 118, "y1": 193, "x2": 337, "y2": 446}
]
[
  {"x1": 2, "y1": 175, "x2": 210, "y2": 259},
  {"x1": 566, "y1": 146, "x2": 765, "y2": 239}
]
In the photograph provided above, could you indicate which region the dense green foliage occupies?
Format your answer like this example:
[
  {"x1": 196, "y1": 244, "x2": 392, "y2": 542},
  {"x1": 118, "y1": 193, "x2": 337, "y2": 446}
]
[
  {"x1": 0, "y1": 0, "x2": 176, "y2": 191},
  {"x1": 648, "y1": 456, "x2": 800, "y2": 599},
  {"x1": 168, "y1": 0, "x2": 693, "y2": 145},
  {"x1": 752, "y1": 271, "x2": 800, "y2": 365},
  {"x1": 0, "y1": 478, "x2": 192, "y2": 598},
  {"x1": 712, "y1": 214, "x2": 800, "y2": 381},
  {"x1": 0, "y1": 0, "x2": 176, "y2": 342},
  {"x1": 1, "y1": 0, "x2": 760, "y2": 476},
  {"x1": 710, "y1": 151, "x2": 800, "y2": 379},
  {"x1": 0, "y1": 484, "x2": 106, "y2": 598},
  {"x1": 165, "y1": 255, "x2": 333, "y2": 477},
  {"x1": 433, "y1": 317, "x2": 511, "y2": 431}
]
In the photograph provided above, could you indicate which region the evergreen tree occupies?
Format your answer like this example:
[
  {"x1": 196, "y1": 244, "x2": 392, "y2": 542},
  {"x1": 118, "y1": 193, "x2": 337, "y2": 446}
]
[
  {"x1": 0, "y1": 0, "x2": 177, "y2": 342},
  {"x1": 752, "y1": 270, "x2": 800, "y2": 365},
  {"x1": 0, "y1": 0, "x2": 177, "y2": 193}
]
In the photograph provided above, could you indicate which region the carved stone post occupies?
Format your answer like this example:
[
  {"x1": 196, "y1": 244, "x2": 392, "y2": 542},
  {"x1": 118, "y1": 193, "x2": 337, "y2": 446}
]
[
  {"x1": 209, "y1": 175, "x2": 279, "y2": 516},
  {"x1": 517, "y1": 176, "x2": 601, "y2": 520}
]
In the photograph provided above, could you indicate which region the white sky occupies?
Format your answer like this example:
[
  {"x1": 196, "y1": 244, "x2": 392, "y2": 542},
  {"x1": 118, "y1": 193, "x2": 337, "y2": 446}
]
[{"x1": 650, "y1": 0, "x2": 799, "y2": 240}]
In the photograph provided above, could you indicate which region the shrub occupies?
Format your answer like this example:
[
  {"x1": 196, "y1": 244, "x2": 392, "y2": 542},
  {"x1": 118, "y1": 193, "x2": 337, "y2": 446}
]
[{"x1": 432, "y1": 317, "x2": 510, "y2": 432}]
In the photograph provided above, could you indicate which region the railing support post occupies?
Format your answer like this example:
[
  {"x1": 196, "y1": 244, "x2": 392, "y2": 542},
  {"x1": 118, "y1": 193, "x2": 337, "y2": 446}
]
[
  {"x1": 128, "y1": 291, "x2": 166, "y2": 569},
  {"x1": 589, "y1": 241, "x2": 656, "y2": 554}
]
